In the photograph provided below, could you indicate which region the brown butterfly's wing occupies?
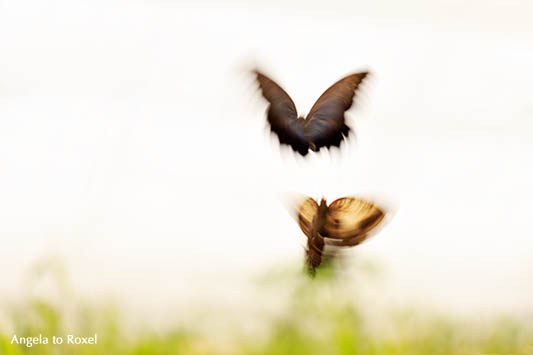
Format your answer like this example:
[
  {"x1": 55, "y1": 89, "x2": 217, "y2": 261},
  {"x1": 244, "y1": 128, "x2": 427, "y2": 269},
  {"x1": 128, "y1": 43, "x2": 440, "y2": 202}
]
[
  {"x1": 323, "y1": 197, "x2": 385, "y2": 247},
  {"x1": 254, "y1": 71, "x2": 310, "y2": 155},
  {"x1": 296, "y1": 197, "x2": 326, "y2": 276},
  {"x1": 305, "y1": 72, "x2": 368, "y2": 151},
  {"x1": 297, "y1": 197, "x2": 318, "y2": 239}
]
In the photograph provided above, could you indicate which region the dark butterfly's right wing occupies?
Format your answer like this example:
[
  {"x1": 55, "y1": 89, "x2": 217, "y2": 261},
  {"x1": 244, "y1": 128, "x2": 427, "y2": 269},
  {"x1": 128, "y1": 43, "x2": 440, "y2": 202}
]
[
  {"x1": 305, "y1": 72, "x2": 368, "y2": 151},
  {"x1": 254, "y1": 71, "x2": 310, "y2": 155}
]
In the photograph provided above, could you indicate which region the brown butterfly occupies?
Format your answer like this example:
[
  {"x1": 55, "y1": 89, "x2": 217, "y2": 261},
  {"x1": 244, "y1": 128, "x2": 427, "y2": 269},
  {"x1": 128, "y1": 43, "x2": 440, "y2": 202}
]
[
  {"x1": 296, "y1": 196, "x2": 385, "y2": 276},
  {"x1": 254, "y1": 70, "x2": 369, "y2": 156}
]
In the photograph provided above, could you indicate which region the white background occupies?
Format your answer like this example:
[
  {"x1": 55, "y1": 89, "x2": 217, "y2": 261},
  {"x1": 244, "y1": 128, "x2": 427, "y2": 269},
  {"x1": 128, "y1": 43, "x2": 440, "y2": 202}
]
[{"x1": 1, "y1": 0, "x2": 532, "y2": 321}]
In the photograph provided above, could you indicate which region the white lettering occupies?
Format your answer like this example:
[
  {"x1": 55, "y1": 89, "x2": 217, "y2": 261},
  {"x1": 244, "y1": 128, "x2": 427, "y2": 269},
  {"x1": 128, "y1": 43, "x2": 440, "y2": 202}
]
[
  {"x1": 67, "y1": 334, "x2": 97, "y2": 344},
  {"x1": 10, "y1": 334, "x2": 48, "y2": 347}
]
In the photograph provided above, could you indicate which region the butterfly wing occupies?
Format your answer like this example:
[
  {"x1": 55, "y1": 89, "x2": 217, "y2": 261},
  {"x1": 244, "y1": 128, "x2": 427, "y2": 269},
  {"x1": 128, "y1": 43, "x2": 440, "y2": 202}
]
[
  {"x1": 297, "y1": 197, "x2": 319, "y2": 239},
  {"x1": 305, "y1": 72, "x2": 368, "y2": 151},
  {"x1": 254, "y1": 70, "x2": 310, "y2": 155},
  {"x1": 323, "y1": 197, "x2": 385, "y2": 247},
  {"x1": 296, "y1": 197, "x2": 324, "y2": 276}
]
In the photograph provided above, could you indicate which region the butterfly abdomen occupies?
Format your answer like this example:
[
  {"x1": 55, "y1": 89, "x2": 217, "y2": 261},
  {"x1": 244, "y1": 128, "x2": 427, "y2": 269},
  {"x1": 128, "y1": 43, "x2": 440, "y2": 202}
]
[
  {"x1": 305, "y1": 199, "x2": 329, "y2": 275},
  {"x1": 306, "y1": 234, "x2": 325, "y2": 276}
]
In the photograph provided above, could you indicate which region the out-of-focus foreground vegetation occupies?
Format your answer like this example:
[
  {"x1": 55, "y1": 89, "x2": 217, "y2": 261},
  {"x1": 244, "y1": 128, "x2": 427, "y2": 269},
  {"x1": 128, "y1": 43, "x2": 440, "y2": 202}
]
[{"x1": 1, "y1": 258, "x2": 532, "y2": 355}]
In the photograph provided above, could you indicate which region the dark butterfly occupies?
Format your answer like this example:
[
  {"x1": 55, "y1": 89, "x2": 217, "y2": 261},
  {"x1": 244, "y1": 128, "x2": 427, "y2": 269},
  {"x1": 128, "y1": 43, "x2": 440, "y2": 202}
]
[
  {"x1": 296, "y1": 196, "x2": 385, "y2": 276},
  {"x1": 254, "y1": 70, "x2": 369, "y2": 156}
]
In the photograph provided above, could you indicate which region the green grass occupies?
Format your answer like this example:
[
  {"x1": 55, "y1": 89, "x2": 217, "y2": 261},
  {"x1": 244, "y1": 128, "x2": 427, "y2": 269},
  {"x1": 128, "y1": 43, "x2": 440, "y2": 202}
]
[{"x1": 1, "y1": 259, "x2": 532, "y2": 355}]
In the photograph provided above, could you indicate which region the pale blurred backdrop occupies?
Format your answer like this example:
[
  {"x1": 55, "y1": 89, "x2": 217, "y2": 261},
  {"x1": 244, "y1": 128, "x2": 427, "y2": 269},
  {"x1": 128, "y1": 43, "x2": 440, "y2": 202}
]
[{"x1": 1, "y1": 0, "x2": 532, "y2": 324}]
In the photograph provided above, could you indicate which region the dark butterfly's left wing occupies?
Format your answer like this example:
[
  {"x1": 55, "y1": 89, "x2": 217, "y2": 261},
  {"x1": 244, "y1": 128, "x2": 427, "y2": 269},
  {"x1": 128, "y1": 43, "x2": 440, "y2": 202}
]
[
  {"x1": 322, "y1": 197, "x2": 385, "y2": 247},
  {"x1": 254, "y1": 70, "x2": 310, "y2": 155},
  {"x1": 305, "y1": 72, "x2": 368, "y2": 151}
]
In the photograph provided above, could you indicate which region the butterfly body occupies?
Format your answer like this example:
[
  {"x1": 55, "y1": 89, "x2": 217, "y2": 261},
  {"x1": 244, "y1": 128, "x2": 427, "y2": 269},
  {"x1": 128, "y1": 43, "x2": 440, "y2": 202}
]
[
  {"x1": 254, "y1": 70, "x2": 368, "y2": 156},
  {"x1": 305, "y1": 198, "x2": 328, "y2": 273},
  {"x1": 296, "y1": 196, "x2": 386, "y2": 275}
]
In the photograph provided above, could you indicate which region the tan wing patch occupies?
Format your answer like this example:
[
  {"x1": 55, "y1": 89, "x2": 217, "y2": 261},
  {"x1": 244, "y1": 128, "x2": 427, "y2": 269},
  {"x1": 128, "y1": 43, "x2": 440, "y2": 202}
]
[
  {"x1": 323, "y1": 197, "x2": 385, "y2": 246},
  {"x1": 297, "y1": 197, "x2": 319, "y2": 239}
]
